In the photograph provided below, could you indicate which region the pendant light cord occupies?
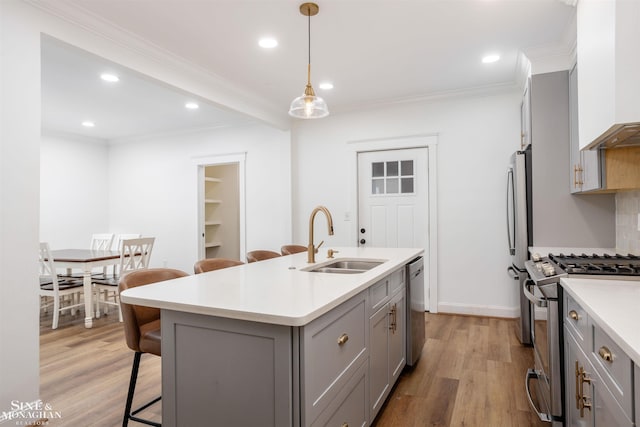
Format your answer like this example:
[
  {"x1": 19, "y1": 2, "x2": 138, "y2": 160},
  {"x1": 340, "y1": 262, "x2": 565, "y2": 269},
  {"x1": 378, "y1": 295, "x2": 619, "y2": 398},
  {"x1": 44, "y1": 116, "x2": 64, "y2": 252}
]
[
  {"x1": 308, "y1": 6, "x2": 311, "y2": 67},
  {"x1": 307, "y1": 5, "x2": 311, "y2": 85}
]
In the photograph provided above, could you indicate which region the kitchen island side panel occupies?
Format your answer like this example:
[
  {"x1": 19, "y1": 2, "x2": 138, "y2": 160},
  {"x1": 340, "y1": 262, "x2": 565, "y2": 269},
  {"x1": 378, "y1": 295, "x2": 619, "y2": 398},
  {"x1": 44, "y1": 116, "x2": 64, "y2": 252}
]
[{"x1": 162, "y1": 310, "x2": 295, "y2": 427}]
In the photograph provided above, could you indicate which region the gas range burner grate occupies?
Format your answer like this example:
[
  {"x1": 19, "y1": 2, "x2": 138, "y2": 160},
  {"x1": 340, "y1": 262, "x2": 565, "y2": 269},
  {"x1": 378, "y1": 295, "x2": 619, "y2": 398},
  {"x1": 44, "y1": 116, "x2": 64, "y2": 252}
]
[{"x1": 549, "y1": 253, "x2": 640, "y2": 276}]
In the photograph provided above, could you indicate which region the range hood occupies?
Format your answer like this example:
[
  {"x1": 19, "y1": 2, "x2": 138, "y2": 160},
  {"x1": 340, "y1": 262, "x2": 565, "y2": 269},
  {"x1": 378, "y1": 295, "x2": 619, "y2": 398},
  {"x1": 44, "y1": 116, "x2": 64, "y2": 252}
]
[{"x1": 584, "y1": 123, "x2": 640, "y2": 150}]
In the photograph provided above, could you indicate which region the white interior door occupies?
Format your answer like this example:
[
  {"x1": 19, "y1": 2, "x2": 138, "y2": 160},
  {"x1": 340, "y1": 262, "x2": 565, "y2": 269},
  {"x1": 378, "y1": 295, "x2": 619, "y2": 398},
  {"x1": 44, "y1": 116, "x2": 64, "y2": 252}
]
[{"x1": 358, "y1": 148, "x2": 429, "y2": 307}]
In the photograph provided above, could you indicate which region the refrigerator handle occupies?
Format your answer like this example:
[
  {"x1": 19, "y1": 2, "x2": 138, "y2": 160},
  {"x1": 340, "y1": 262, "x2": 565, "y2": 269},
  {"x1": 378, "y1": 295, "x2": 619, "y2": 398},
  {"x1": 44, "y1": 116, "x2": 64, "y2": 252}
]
[
  {"x1": 507, "y1": 266, "x2": 519, "y2": 280},
  {"x1": 506, "y1": 167, "x2": 515, "y2": 256}
]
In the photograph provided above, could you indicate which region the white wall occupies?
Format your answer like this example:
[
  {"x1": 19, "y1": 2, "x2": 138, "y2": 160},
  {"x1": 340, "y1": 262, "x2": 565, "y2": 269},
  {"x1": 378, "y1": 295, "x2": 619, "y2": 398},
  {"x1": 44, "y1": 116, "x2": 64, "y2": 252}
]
[
  {"x1": 291, "y1": 91, "x2": 522, "y2": 317},
  {"x1": 40, "y1": 132, "x2": 110, "y2": 248},
  {"x1": 107, "y1": 123, "x2": 291, "y2": 273},
  {"x1": 0, "y1": 0, "x2": 41, "y2": 415}
]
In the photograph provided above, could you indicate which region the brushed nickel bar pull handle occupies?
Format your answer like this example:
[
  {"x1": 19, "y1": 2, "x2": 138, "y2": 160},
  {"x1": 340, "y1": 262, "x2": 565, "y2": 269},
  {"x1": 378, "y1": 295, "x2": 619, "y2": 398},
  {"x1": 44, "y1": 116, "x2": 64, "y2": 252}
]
[
  {"x1": 599, "y1": 346, "x2": 613, "y2": 362},
  {"x1": 569, "y1": 310, "x2": 579, "y2": 321},
  {"x1": 337, "y1": 333, "x2": 349, "y2": 346}
]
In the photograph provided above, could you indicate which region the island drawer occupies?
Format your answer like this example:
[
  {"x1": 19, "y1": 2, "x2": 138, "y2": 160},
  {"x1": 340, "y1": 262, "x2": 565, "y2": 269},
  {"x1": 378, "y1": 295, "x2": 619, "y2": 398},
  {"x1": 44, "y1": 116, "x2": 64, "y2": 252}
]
[
  {"x1": 301, "y1": 291, "x2": 368, "y2": 424},
  {"x1": 564, "y1": 292, "x2": 589, "y2": 350},
  {"x1": 590, "y1": 322, "x2": 633, "y2": 418},
  {"x1": 310, "y1": 359, "x2": 368, "y2": 427}
]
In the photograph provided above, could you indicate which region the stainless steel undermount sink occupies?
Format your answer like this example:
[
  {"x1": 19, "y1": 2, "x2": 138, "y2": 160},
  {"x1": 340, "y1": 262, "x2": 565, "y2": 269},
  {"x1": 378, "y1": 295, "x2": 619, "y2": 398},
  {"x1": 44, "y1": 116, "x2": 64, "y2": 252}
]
[{"x1": 302, "y1": 258, "x2": 386, "y2": 274}]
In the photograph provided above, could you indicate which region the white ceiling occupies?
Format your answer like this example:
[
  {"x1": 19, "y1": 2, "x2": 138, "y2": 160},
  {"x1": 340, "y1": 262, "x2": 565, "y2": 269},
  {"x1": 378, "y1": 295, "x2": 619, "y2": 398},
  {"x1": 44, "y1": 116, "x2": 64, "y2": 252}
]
[{"x1": 39, "y1": 0, "x2": 576, "y2": 141}]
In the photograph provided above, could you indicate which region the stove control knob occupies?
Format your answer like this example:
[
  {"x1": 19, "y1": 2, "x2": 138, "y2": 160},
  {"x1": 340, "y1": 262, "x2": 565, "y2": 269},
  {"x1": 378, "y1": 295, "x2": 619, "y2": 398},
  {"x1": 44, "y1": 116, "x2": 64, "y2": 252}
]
[{"x1": 542, "y1": 264, "x2": 555, "y2": 276}]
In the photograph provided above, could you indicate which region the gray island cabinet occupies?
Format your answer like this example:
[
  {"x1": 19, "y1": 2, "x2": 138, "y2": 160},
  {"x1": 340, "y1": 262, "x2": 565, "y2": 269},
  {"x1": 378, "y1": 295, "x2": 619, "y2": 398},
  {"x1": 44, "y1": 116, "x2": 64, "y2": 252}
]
[
  {"x1": 561, "y1": 279, "x2": 640, "y2": 427},
  {"x1": 120, "y1": 247, "x2": 423, "y2": 427}
]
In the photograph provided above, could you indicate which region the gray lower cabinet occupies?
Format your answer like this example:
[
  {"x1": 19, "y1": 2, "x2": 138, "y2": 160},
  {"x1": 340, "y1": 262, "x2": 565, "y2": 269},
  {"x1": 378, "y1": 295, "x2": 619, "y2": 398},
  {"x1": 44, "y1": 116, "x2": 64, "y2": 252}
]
[
  {"x1": 369, "y1": 270, "x2": 406, "y2": 421},
  {"x1": 161, "y1": 267, "x2": 408, "y2": 427},
  {"x1": 563, "y1": 293, "x2": 634, "y2": 427}
]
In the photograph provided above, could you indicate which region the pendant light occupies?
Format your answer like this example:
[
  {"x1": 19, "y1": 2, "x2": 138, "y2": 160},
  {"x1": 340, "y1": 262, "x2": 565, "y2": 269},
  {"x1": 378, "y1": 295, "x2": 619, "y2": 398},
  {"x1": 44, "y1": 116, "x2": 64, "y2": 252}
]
[{"x1": 288, "y1": 2, "x2": 329, "y2": 119}]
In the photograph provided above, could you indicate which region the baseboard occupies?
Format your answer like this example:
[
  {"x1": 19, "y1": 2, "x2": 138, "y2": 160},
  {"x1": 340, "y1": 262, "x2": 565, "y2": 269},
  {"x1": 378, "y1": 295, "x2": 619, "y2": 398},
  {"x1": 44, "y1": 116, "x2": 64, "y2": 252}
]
[{"x1": 436, "y1": 302, "x2": 519, "y2": 318}]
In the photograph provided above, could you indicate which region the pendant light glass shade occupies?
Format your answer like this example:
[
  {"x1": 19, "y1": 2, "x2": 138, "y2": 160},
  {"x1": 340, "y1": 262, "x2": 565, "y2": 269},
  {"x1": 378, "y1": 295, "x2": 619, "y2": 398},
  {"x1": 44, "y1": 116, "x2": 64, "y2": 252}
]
[{"x1": 289, "y1": 3, "x2": 329, "y2": 119}]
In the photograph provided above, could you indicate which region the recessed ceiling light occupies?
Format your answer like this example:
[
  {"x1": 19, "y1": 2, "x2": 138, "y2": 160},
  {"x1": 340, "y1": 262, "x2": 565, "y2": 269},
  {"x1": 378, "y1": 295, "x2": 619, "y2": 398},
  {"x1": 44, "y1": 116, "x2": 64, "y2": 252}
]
[
  {"x1": 482, "y1": 54, "x2": 500, "y2": 64},
  {"x1": 185, "y1": 102, "x2": 199, "y2": 110},
  {"x1": 100, "y1": 73, "x2": 119, "y2": 82},
  {"x1": 259, "y1": 38, "x2": 278, "y2": 49},
  {"x1": 82, "y1": 121, "x2": 95, "y2": 128},
  {"x1": 319, "y1": 82, "x2": 334, "y2": 90}
]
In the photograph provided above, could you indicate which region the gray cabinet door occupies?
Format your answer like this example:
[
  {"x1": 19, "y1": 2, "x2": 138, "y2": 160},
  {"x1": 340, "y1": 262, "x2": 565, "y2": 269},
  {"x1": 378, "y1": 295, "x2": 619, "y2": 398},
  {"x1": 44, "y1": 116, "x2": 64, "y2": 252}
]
[
  {"x1": 369, "y1": 303, "x2": 390, "y2": 419},
  {"x1": 388, "y1": 289, "x2": 406, "y2": 384},
  {"x1": 565, "y1": 325, "x2": 595, "y2": 427}
]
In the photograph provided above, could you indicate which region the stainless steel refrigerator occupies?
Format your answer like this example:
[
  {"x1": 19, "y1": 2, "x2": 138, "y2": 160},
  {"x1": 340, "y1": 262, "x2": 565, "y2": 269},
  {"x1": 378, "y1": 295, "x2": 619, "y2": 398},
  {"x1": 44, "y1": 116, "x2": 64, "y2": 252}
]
[{"x1": 507, "y1": 145, "x2": 532, "y2": 345}]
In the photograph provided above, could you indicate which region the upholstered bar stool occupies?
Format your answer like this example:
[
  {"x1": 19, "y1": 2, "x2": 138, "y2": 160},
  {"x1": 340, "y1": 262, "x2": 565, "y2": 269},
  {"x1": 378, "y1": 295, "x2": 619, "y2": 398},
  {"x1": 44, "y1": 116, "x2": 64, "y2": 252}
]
[
  {"x1": 246, "y1": 250, "x2": 281, "y2": 263},
  {"x1": 193, "y1": 258, "x2": 244, "y2": 274},
  {"x1": 119, "y1": 268, "x2": 189, "y2": 427},
  {"x1": 280, "y1": 244, "x2": 307, "y2": 256}
]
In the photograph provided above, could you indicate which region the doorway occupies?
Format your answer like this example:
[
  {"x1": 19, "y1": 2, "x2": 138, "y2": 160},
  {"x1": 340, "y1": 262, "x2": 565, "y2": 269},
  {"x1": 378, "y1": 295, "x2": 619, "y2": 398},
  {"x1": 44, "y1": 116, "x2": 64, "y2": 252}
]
[
  {"x1": 196, "y1": 153, "x2": 246, "y2": 261},
  {"x1": 357, "y1": 147, "x2": 430, "y2": 309}
]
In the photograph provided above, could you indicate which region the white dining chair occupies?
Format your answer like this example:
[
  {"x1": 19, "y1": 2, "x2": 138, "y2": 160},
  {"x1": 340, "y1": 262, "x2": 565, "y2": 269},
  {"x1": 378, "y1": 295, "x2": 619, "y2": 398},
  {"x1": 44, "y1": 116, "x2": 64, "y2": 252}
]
[
  {"x1": 91, "y1": 233, "x2": 115, "y2": 251},
  {"x1": 39, "y1": 242, "x2": 84, "y2": 329},
  {"x1": 92, "y1": 237, "x2": 155, "y2": 321}
]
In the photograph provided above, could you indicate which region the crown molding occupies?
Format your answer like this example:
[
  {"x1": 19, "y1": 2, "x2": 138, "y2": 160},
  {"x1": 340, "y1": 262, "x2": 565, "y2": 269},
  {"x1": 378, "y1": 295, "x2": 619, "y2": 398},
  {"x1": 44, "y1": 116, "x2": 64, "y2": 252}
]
[{"x1": 331, "y1": 81, "x2": 521, "y2": 115}]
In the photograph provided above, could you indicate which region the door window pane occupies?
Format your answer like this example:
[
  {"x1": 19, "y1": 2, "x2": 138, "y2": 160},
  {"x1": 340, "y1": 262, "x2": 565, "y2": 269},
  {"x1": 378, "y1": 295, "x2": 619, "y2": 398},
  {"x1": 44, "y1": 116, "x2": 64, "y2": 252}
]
[
  {"x1": 386, "y1": 161, "x2": 399, "y2": 177},
  {"x1": 401, "y1": 178, "x2": 414, "y2": 193},
  {"x1": 372, "y1": 179, "x2": 384, "y2": 195},
  {"x1": 401, "y1": 160, "x2": 413, "y2": 176},
  {"x1": 386, "y1": 178, "x2": 399, "y2": 193},
  {"x1": 372, "y1": 162, "x2": 384, "y2": 178}
]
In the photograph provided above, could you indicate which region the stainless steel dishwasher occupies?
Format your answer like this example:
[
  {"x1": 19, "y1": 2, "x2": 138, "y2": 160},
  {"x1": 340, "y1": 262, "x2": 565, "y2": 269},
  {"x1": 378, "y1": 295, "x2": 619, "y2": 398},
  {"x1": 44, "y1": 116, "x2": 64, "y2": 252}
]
[{"x1": 406, "y1": 257, "x2": 425, "y2": 366}]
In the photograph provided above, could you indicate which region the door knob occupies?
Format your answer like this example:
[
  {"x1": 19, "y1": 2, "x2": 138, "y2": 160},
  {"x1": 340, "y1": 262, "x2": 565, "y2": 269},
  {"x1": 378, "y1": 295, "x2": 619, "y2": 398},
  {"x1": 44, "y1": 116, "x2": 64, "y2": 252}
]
[
  {"x1": 360, "y1": 239, "x2": 366, "y2": 244},
  {"x1": 360, "y1": 228, "x2": 366, "y2": 233}
]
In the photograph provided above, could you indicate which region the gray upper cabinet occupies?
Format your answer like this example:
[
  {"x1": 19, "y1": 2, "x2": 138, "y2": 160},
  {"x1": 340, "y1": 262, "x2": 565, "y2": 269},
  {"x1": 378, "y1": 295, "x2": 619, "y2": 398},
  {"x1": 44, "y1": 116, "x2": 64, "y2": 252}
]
[{"x1": 569, "y1": 64, "x2": 602, "y2": 193}]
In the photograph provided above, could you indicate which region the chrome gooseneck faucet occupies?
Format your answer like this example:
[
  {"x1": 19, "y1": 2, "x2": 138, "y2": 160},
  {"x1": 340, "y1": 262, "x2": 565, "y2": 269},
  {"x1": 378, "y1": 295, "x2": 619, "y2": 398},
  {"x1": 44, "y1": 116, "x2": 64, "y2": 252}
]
[{"x1": 308, "y1": 205, "x2": 334, "y2": 263}]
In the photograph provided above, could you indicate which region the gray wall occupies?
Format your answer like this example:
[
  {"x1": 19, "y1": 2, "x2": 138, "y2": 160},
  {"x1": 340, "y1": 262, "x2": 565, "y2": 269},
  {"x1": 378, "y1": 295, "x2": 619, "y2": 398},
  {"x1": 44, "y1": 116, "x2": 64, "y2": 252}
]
[{"x1": 531, "y1": 71, "x2": 615, "y2": 248}]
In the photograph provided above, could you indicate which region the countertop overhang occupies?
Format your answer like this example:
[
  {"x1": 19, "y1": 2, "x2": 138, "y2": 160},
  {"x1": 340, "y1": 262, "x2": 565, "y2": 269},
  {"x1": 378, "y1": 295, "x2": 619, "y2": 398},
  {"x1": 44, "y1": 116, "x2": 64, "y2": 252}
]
[
  {"x1": 120, "y1": 247, "x2": 423, "y2": 327},
  {"x1": 561, "y1": 277, "x2": 640, "y2": 366}
]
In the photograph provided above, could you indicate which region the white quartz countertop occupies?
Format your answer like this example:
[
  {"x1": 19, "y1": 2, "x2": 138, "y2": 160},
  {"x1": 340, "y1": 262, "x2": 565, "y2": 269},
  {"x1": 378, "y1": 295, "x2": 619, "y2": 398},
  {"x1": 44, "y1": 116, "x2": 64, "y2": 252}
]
[
  {"x1": 120, "y1": 247, "x2": 423, "y2": 327},
  {"x1": 561, "y1": 277, "x2": 640, "y2": 366}
]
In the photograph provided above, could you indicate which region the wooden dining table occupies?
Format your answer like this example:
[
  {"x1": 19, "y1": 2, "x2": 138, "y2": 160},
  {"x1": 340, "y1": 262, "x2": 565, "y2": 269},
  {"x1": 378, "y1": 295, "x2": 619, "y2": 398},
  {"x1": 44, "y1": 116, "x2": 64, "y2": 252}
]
[{"x1": 50, "y1": 249, "x2": 121, "y2": 328}]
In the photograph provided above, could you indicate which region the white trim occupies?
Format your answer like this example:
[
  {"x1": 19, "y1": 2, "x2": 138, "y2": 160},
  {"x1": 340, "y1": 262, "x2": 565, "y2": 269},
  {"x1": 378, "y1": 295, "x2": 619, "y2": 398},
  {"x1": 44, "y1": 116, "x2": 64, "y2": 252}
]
[
  {"x1": 347, "y1": 134, "x2": 439, "y2": 313},
  {"x1": 193, "y1": 153, "x2": 247, "y2": 262},
  {"x1": 438, "y1": 302, "x2": 519, "y2": 319}
]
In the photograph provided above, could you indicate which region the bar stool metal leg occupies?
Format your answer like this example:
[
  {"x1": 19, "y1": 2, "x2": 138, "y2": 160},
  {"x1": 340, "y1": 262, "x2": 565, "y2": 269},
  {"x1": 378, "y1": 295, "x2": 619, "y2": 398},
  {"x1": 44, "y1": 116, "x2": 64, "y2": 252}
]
[{"x1": 123, "y1": 351, "x2": 161, "y2": 427}]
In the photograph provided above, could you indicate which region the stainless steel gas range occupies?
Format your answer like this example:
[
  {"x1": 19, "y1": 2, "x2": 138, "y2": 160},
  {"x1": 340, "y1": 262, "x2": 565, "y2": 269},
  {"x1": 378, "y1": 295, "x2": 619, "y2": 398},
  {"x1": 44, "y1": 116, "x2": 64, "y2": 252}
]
[{"x1": 523, "y1": 252, "x2": 640, "y2": 426}]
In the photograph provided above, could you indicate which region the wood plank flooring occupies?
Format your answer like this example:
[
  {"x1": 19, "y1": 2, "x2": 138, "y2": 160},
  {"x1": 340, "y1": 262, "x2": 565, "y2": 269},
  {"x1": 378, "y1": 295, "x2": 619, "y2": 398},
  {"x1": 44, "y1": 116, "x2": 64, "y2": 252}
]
[{"x1": 40, "y1": 310, "x2": 544, "y2": 426}]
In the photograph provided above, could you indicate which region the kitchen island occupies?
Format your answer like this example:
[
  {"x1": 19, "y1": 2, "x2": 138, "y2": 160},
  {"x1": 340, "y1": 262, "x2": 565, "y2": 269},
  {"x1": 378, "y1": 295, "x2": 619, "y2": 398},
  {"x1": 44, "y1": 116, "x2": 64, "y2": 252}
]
[{"x1": 120, "y1": 246, "x2": 424, "y2": 427}]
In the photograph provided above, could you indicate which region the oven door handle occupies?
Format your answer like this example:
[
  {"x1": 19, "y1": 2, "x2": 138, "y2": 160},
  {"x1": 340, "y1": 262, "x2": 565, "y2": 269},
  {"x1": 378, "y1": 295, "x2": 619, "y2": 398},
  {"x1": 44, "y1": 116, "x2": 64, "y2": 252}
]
[
  {"x1": 525, "y1": 369, "x2": 553, "y2": 423},
  {"x1": 523, "y1": 279, "x2": 548, "y2": 308}
]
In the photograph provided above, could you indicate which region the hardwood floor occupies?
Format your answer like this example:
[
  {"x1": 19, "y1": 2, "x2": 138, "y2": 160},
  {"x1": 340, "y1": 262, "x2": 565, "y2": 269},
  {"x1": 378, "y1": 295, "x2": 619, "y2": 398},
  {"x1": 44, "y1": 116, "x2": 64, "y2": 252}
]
[{"x1": 40, "y1": 310, "x2": 544, "y2": 426}]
